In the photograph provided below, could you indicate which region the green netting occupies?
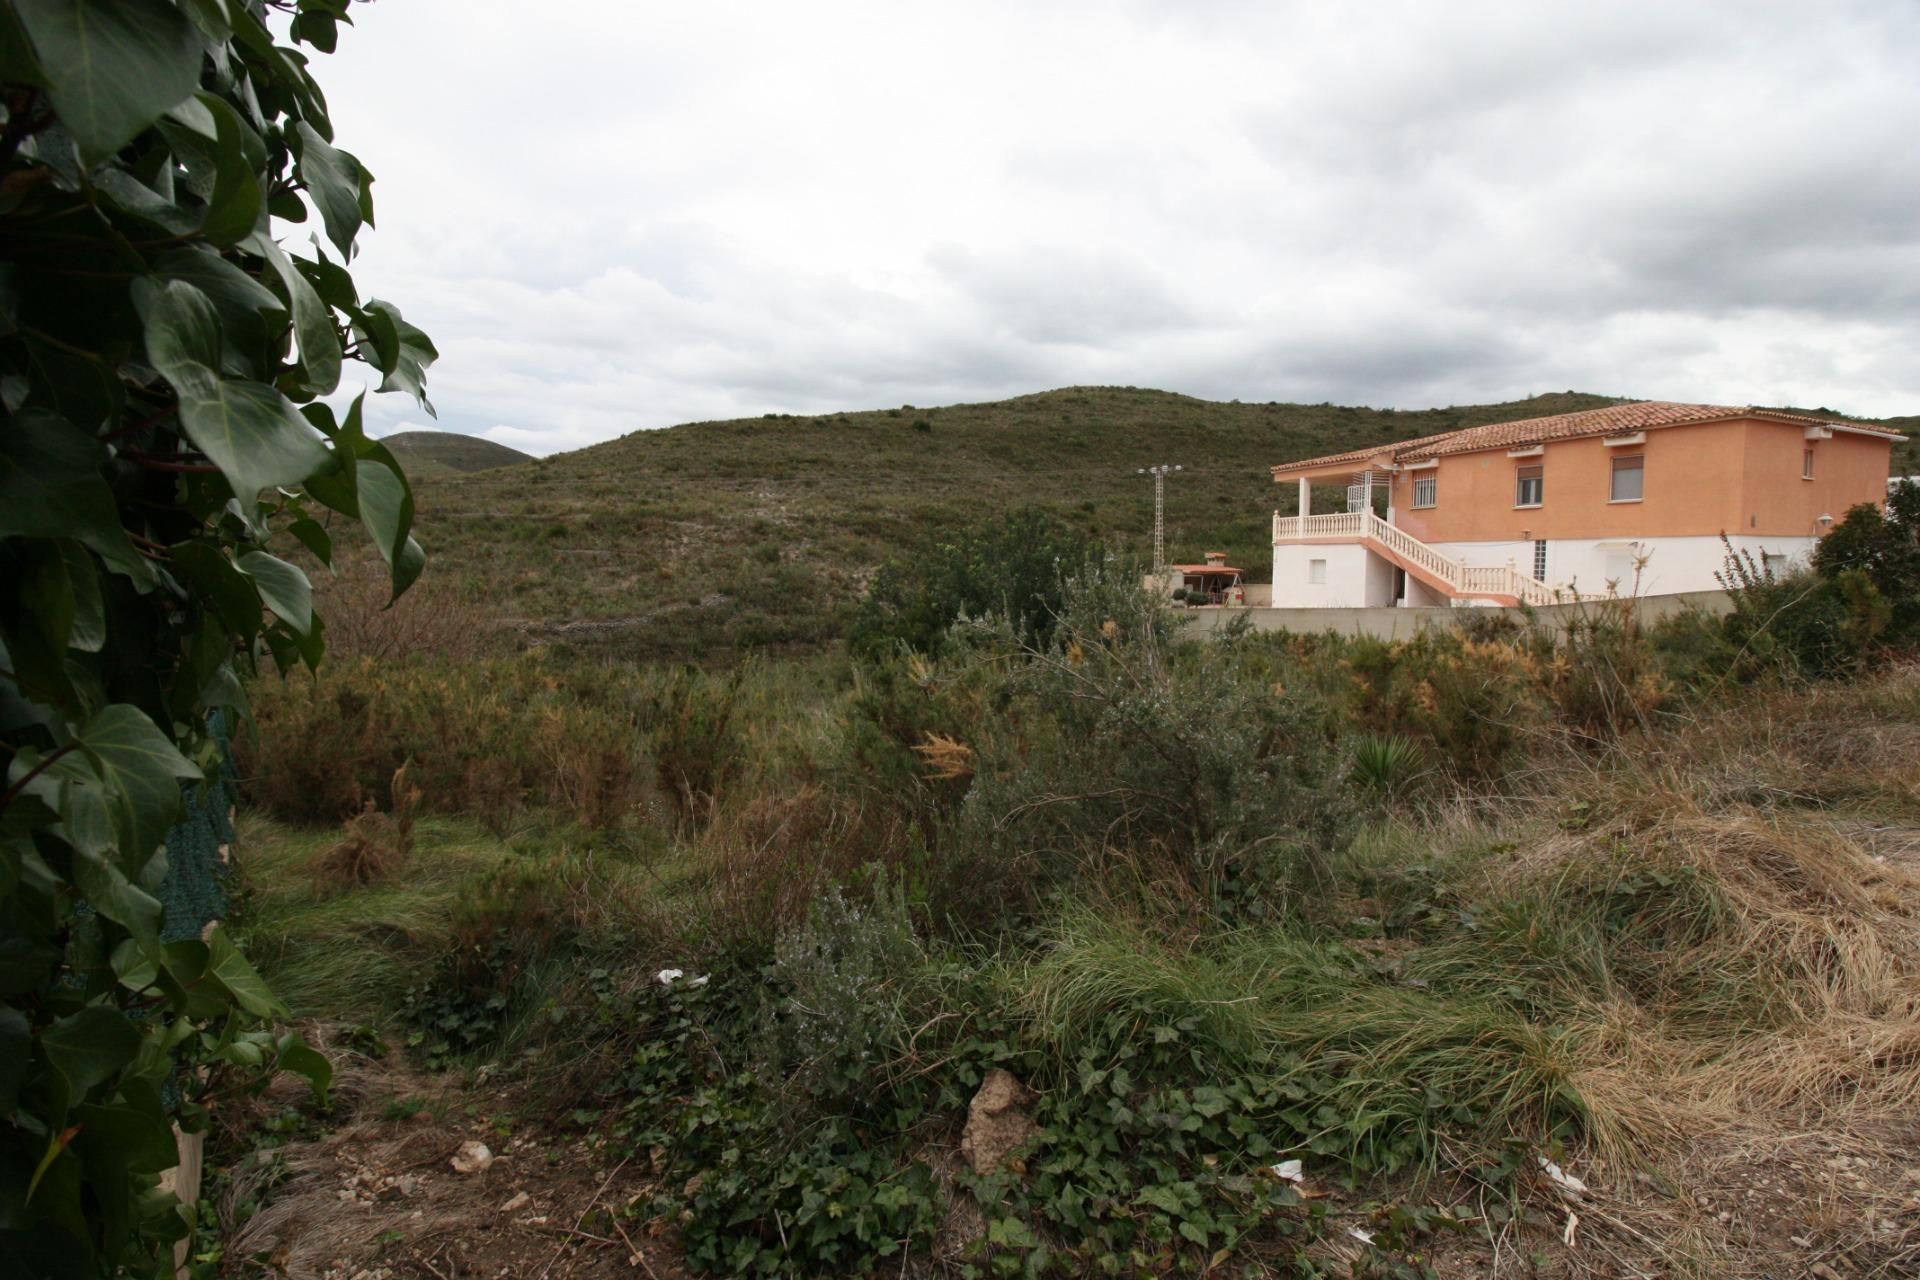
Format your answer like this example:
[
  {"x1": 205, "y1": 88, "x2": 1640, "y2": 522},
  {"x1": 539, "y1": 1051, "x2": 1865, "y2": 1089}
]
[{"x1": 157, "y1": 713, "x2": 235, "y2": 943}]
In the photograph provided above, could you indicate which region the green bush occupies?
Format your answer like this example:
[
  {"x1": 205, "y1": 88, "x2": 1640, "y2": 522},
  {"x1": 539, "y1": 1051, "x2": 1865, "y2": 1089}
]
[{"x1": 846, "y1": 508, "x2": 1102, "y2": 660}]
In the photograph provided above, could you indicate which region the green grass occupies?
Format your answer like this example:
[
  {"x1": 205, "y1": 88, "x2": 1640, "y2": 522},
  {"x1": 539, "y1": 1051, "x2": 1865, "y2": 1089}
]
[{"x1": 231, "y1": 810, "x2": 521, "y2": 1021}]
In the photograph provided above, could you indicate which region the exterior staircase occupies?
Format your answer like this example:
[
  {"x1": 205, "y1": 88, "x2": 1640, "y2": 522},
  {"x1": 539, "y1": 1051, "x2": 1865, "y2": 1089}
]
[{"x1": 1271, "y1": 511, "x2": 1559, "y2": 607}]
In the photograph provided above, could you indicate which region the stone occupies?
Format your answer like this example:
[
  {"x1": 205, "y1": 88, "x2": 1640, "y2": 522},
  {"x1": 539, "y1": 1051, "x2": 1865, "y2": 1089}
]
[
  {"x1": 450, "y1": 1140, "x2": 493, "y2": 1174},
  {"x1": 959, "y1": 1069, "x2": 1035, "y2": 1177},
  {"x1": 500, "y1": 1190, "x2": 531, "y2": 1212}
]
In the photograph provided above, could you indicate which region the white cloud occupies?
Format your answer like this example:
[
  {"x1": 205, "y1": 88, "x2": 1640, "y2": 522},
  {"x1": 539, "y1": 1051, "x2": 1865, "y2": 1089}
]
[{"x1": 304, "y1": 0, "x2": 1920, "y2": 454}]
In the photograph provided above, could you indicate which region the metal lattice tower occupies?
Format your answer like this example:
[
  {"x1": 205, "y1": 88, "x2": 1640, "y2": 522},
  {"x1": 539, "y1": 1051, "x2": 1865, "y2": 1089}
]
[{"x1": 1136, "y1": 464, "x2": 1182, "y2": 573}]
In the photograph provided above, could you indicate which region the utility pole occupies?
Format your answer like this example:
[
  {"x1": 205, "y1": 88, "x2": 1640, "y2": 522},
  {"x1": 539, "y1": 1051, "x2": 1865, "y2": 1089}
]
[{"x1": 1136, "y1": 464, "x2": 1182, "y2": 574}]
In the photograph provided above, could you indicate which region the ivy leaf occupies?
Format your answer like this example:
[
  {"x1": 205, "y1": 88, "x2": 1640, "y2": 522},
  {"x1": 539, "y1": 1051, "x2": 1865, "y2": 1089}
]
[
  {"x1": 12, "y1": 0, "x2": 202, "y2": 167},
  {"x1": 246, "y1": 232, "x2": 341, "y2": 396},
  {"x1": 287, "y1": 517, "x2": 332, "y2": 565},
  {"x1": 0, "y1": 409, "x2": 154, "y2": 589},
  {"x1": 40, "y1": 1005, "x2": 141, "y2": 1114},
  {"x1": 153, "y1": 246, "x2": 284, "y2": 381},
  {"x1": 71, "y1": 847, "x2": 165, "y2": 946},
  {"x1": 276, "y1": 1032, "x2": 333, "y2": 1106},
  {"x1": 291, "y1": 122, "x2": 364, "y2": 257},
  {"x1": 170, "y1": 542, "x2": 264, "y2": 637},
  {"x1": 142, "y1": 277, "x2": 331, "y2": 494},
  {"x1": 198, "y1": 93, "x2": 264, "y2": 247},
  {"x1": 73, "y1": 1101, "x2": 177, "y2": 1175},
  {"x1": 355, "y1": 455, "x2": 422, "y2": 596},
  {"x1": 204, "y1": 927, "x2": 287, "y2": 1020},
  {"x1": 236, "y1": 550, "x2": 313, "y2": 637},
  {"x1": 73, "y1": 704, "x2": 202, "y2": 868}
]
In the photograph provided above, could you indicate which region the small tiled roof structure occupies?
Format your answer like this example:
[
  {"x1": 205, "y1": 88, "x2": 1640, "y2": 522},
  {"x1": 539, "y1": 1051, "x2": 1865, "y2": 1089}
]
[{"x1": 1272, "y1": 401, "x2": 1904, "y2": 478}]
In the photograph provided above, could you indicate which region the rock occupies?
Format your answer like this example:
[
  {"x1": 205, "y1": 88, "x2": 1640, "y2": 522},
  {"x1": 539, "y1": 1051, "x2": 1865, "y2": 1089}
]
[
  {"x1": 450, "y1": 1141, "x2": 494, "y2": 1174},
  {"x1": 958, "y1": 1069, "x2": 1035, "y2": 1177},
  {"x1": 500, "y1": 1190, "x2": 531, "y2": 1212}
]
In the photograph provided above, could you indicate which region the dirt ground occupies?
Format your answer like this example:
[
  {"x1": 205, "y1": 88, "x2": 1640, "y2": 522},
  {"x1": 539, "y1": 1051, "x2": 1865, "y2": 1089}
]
[{"x1": 214, "y1": 1030, "x2": 1920, "y2": 1280}]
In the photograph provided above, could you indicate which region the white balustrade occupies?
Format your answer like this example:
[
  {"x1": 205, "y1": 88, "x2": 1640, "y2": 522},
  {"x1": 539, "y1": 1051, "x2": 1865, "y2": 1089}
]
[{"x1": 1272, "y1": 508, "x2": 1561, "y2": 605}]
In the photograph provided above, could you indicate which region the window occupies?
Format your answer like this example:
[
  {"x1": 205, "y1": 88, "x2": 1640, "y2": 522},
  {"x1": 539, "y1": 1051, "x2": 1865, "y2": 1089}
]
[
  {"x1": 1803, "y1": 448, "x2": 1815, "y2": 480},
  {"x1": 1764, "y1": 552, "x2": 1787, "y2": 578},
  {"x1": 1533, "y1": 539, "x2": 1548, "y2": 581},
  {"x1": 1412, "y1": 473, "x2": 1437, "y2": 507},
  {"x1": 1308, "y1": 558, "x2": 1327, "y2": 585},
  {"x1": 1515, "y1": 464, "x2": 1543, "y2": 507},
  {"x1": 1610, "y1": 454, "x2": 1644, "y2": 502}
]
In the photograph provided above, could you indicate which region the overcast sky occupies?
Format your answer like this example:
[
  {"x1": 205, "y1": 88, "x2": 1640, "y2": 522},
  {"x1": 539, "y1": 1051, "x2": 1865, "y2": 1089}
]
[{"x1": 312, "y1": 0, "x2": 1920, "y2": 455}]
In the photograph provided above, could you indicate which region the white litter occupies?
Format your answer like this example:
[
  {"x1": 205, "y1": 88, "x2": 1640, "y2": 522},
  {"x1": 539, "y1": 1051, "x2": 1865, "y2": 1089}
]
[
  {"x1": 656, "y1": 968, "x2": 684, "y2": 986},
  {"x1": 1347, "y1": 1227, "x2": 1376, "y2": 1245},
  {"x1": 1563, "y1": 1210, "x2": 1580, "y2": 1247},
  {"x1": 689, "y1": 974, "x2": 710, "y2": 987},
  {"x1": 1270, "y1": 1159, "x2": 1304, "y2": 1183},
  {"x1": 1538, "y1": 1156, "x2": 1588, "y2": 1196}
]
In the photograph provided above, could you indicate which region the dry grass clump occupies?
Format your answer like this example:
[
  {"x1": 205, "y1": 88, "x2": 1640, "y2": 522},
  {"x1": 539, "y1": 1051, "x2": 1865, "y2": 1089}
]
[
  {"x1": 1469, "y1": 668, "x2": 1920, "y2": 1175},
  {"x1": 308, "y1": 765, "x2": 420, "y2": 889}
]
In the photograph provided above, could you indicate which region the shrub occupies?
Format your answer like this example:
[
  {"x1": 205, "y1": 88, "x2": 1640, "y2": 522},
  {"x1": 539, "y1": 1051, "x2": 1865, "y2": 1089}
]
[
  {"x1": 846, "y1": 508, "x2": 1101, "y2": 660},
  {"x1": 1715, "y1": 543, "x2": 1890, "y2": 681}
]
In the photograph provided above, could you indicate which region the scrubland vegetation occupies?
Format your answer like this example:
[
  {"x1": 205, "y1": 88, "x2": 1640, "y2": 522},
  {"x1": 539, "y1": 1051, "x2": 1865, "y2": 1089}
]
[{"x1": 220, "y1": 494, "x2": 1920, "y2": 1278}]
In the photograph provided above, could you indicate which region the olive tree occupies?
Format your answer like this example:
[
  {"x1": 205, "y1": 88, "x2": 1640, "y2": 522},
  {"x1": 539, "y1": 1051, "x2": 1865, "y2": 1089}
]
[{"x1": 0, "y1": 1, "x2": 431, "y2": 1272}]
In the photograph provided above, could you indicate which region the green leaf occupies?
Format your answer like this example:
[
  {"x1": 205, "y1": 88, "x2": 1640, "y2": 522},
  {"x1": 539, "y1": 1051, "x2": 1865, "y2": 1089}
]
[
  {"x1": 362, "y1": 299, "x2": 437, "y2": 415},
  {"x1": 0, "y1": 1007, "x2": 30, "y2": 1115},
  {"x1": 174, "y1": 371, "x2": 332, "y2": 497},
  {"x1": 71, "y1": 846, "x2": 165, "y2": 945},
  {"x1": 0, "y1": 409, "x2": 154, "y2": 588},
  {"x1": 57, "y1": 543, "x2": 105, "y2": 654},
  {"x1": 40, "y1": 1005, "x2": 141, "y2": 1111},
  {"x1": 276, "y1": 1032, "x2": 333, "y2": 1106},
  {"x1": 142, "y1": 277, "x2": 331, "y2": 494},
  {"x1": 74, "y1": 1101, "x2": 177, "y2": 1175},
  {"x1": 198, "y1": 93, "x2": 264, "y2": 247},
  {"x1": 137, "y1": 276, "x2": 223, "y2": 374},
  {"x1": 287, "y1": 516, "x2": 332, "y2": 565},
  {"x1": 74, "y1": 703, "x2": 201, "y2": 867},
  {"x1": 355, "y1": 458, "x2": 423, "y2": 597},
  {"x1": 153, "y1": 246, "x2": 284, "y2": 381},
  {"x1": 204, "y1": 927, "x2": 286, "y2": 1019},
  {"x1": 170, "y1": 542, "x2": 264, "y2": 637},
  {"x1": 236, "y1": 550, "x2": 313, "y2": 636},
  {"x1": 12, "y1": 0, "x2": 202, "y2": 167},
  {"x1": 291, "y1": 121, "x2": 363, "y2": 257},
  {"x1": 246, "y1": 232, "x2": 340, "y2": 396}
]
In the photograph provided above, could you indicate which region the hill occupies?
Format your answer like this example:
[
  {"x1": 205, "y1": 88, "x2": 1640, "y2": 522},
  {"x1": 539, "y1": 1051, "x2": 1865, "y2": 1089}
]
[
  {"x1": 392, "y1": 387, "x2": 1908, "y2": 660},
  {"x1": 379, "y1": 430, "x2": 532, "y2": 477}
]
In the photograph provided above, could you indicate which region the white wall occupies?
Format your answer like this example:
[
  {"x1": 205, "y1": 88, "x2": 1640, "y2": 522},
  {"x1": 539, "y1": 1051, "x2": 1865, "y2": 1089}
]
[
  {"x1": 1273, "y1": 542, "x2": 1396, "y2": 607},
  {"x1": 1431, "y1": 534, "x2": 1817, "y2": 598}
]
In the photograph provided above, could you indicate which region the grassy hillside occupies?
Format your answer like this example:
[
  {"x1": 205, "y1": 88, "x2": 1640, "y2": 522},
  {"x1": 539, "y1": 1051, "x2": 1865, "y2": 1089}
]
[
  {"x1": 379, "y1": 430, "x2": 532, "y2": 477},
  {"x1": 399, "y1": 388, "x2": 1617, "y2": 657},
  {"x1": 394, "y1": 387, "x2": 1910, "y2": 660}
]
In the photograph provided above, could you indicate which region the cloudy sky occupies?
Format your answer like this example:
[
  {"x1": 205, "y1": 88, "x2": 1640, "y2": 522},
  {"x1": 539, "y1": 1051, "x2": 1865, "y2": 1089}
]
[{"x1": 312, "y1": 0, "x2": 1920, "y2": 455}]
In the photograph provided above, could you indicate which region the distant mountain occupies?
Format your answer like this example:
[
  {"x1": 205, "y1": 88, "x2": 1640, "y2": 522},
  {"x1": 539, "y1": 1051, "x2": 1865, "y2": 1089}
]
[{"x1": 381, "y1": 431, "x2": 532, "y2": 476}]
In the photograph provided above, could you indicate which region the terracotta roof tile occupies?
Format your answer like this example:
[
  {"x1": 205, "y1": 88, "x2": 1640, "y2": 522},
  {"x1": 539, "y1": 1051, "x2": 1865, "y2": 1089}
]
[{"x1": 1272, "y1": 402, "x2": 1901, "y2": 478}]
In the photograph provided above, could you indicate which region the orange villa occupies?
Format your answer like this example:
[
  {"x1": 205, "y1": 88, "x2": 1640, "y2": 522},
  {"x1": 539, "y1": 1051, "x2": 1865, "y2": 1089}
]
[{"x1": 1269, "y1": 402, "x2": 1905, "y2": 608}]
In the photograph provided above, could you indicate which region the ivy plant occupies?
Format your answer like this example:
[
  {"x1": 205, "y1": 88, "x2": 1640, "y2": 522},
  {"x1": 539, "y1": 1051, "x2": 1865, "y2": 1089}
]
[{"x1": 0, "y1": 1, "x2": 432, "y2": 1273}]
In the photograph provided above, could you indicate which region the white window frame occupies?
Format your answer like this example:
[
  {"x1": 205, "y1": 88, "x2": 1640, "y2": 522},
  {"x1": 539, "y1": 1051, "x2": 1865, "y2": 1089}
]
[
  {"x1": 1411, "y1": 473, "x2": 1437, "y2": 508},
  {"x1": 1308, "y1": 558, "x2": 1327, "y2": 585},
  {"x1": 1515, "y1": 463, "x2": 1543, "y2": 509},
  {"x1": 1609, "y1": 454, "x2": 1644, "y2": 503},
  {"x1": 1803, "y1": 448, "x2": 1815, "y2": 480},
  {"x1": 1533, "y1": 539, "x2": 1548, "y2": 581}
]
